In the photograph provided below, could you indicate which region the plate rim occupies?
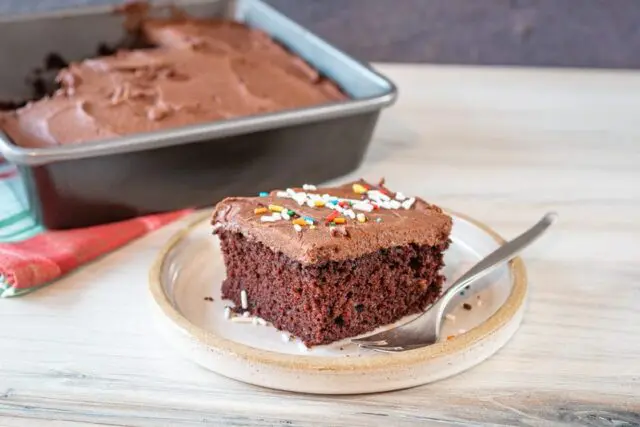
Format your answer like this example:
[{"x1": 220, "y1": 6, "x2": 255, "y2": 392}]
[{"x1": 148, "y1": 209, "x2": 527, "y2": 373}]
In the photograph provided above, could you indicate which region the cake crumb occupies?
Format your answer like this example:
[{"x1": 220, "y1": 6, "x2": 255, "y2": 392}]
[
  {"x1": 297, "y1": 341, "x2": 309, "y2": 353},
  {"x1": 281, "y1": 332, "x2": 291, "y2": 342},
  {"x1": 223, "y1": 306, "x2": 232, "y2": 320},
  {"x1": 463, "y1": 303, "x2": 472, "y2": 311},
  {"x1": 445, "y1": 313, "x2": 456, "y2": 321},
  {"x1": 203, "y1": 296, "x2": 214, "y2": 302},
  {"x1": 241, "y1": 290, "x2": 248, "y2": 309}
]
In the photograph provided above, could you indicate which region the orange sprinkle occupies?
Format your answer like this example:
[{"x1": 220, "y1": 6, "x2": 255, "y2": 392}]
[
  {"x1": 292, "y1": 218, "x2": 307, "y2": 226},
  {"x1": 268, "y1": 204, "x2": 284, "y2": 212},
  {"x1": 333, "y1": 217, "x2": 346, "y2": 224},
  {"x1": 325, "y1": 210, "x2": 339, "y2": 223},
  {"x1": 254, "y1": 207, "x2": 268, "y2": 215},
  {"x1": 447, "y1": 335, "x2": 455, "y2": 341}
]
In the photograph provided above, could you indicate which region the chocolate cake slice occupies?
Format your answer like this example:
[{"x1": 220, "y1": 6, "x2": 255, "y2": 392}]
[{"x1": 212, "y1": 180, "x2": 452, "y2": 346}]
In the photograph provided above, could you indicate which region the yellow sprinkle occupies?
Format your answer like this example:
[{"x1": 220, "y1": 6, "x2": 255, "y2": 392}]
[
  {"x1": 292, "y1": 218, "x2": 307, "y2": 226},
  {"x1": 268, "y1": 204, "x2": 284, "y2": 212},
  {"x1": 254, "y1": 207, "x2": 268, "y2": 215},
  {"x1": 333, "y1": 217, "x2": 346, "y2": 224},
  {"x1": 352, "y1": 183, "x2": 368, "y2": 194},
  {"x1": 356, "y1": 213, "x2": 366, "y2": 223},
  {"x1": 314, "y1": 200, "x2": 325, "y2": 207}
]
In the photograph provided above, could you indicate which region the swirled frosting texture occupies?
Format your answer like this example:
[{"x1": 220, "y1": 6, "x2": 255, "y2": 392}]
[
  {"x1": 0, "y1": 18, "x2": 346, "y2": 148},
  {"x1": 212, "y1": 180, "x2": 453, "y2": 265}
]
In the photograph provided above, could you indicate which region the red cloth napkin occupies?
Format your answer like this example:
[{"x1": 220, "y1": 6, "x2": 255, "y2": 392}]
[{"x1": 0, "y1": 209, "x2": 192, "y2": 297}]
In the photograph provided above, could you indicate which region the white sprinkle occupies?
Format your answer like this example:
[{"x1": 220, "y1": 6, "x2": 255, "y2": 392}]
[
  {"x1": 286, "y1": 188, "x2": 297, "y2": 196},
  {"x1": 389, "y1": 200, "x2": 402, "y2": 209},
  {"x1": 223, "y1": 306, "x2": 232, "y2": 320},
  {"x1": 297, "y1": 341, "x2": 309, "y2": 353},
  {"x1": 356, "y1": 213, "x2": 366, "y2": 223},
  {"x1": 276, "y1": 191, "x2": 290, "y2": 198},
  {"x1": 344, "y1": 209, "x2": 356, "y2": 219},
  {"x1": 402, "y1": 197, "x2": 416, "y2": 209},
  {"x1": 281, "y1": 332, "x2": 291, "y2": 342},
  {"x1": 261, "y1": 215, "x2": 276, "y2": 222},
  {"x1": 322, "y1": 194, "x2": 332, "y2": 200},
  {"x1": 458, "y1": 329, "x2": 467, "y2": 334},
  {"x1": 212, "y1": 222, "x2": 223, "y2": 232},
  {"x1": 231, "y1": 316, "x2": 253, "y2": 323},
  {"x1": 445, "y1": 313, "x2": 456, "y2": 321},
  {"x1": 271, "y1": 212, "x2": 282, "y2": 220},
  {"x1": 306, "y1": 199, "x2": 315, "y2": 208},
  {"x1": 352, "y1": 202, "x2": 374, "y2": 212},
  {"x1": 240, "y1": 290, "x2": 248, "y2": 309},
  {"x1": 395, "y1": 192, "x2": 407, "y2": 201},
  {"x1": 242, "y1": 311, "x2": 250, "y2": 318},
  {"x1": 281, "y1": 211, "x2": 291, "y2": 220},
  {"x1": 368, "y1": 190, "x2": 390, "y2": 201},
  {"x1": 256, "y1": 317, "x2": 268, "y2": 326},
  {"x1": 293, "y1": 224, "x2": 302, "y2": 232},
  {"x1": 302, "y1": 184, "x2": 317, "y2": 191},
  {"x1": 252, "y1": 316, "x2": 259, "y2": 326}
]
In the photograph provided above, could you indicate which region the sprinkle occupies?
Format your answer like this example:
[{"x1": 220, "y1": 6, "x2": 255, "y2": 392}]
[
  {"x1": 281, "y1": 211, "x2": 291, "y2": 220},
  {"x1": 298, "y1": 341, "x2": 309, "y2": 353},
  {"x1": 302, "y1": 184, "x2": 317, "y2": 191},
  {"x1": 268, "y1": 204, "x2": 284, "y2": 212},
  {"x1": 303, "y1": 216, "x2": 315, "y2": 224},
  {"x1": 458, "y1": 329, "x2": 467, "y2": 334},
  {"x1": 353, "y1": 183, "x2": 368, "y2": 194},
  {"x1": 445, "y1": 313, "x2": 456, "y2": 321},
  {"x1": 256, "y1": 317, "x2": 267, "y2": 326},
  {"x1": 292, "y1": 218, "x2": 307, "y2": 226},
  {"x1": 242, "y1": 311, "x2": 250, "y2": 318},
  {"x1": 376, "y1": 218, "x2": 382, "y2": 223},
  {"x1": 395, "y1": 192, "x2": 407, "y2": 201},
  {"x1": 389, "y1": 200, "x2": 402, "y2": 209},
  {"x1": 252, "y1": 317, "x2": 259, "y2": 326},
  {"x1": 288, "y1": 209, "x2": 296, "y2": 216},
  {"x1": 241, "y1": 290, "x2": 248, "y2": 309},
  {"x1": 310, "y1": 225, "x2": 317, "y2": 229},
  {"x1": 352, "y1": 202, "x2": 374, "y2": 212},
  {"x1": 261, "y1": 215, "x2": 277, "y2": 222},
  {"x1": 281, "y1": 332, "x2": 292, "y2": 342},
  {"x1": 343, "y1": 209, "x2": 356, "y2": 219},
  {"x1": 212, "y1": 222, "x2": 223, "y2": 232},
  {"x1": 254, "y1": 207, "x2": 268, "y2": 215},
  {"x1": 224, "y1": 306, "x2": 232, "y2": 320},
  {"x1": 402, "y1": 197, "x2": 416, "y2": 210},
  {"x1": 463, "y1": 303, "x2": 472, "y2": 311},
  {"x1": 325, "y1": 210, "x2": 339, "y2": 223},
  {"x1": 333, "y1": 217, "x2": 346, "y2": 224},
  {"x1": 294, "y1": 224, "x2": 302, "y2": 232},
  {"x1": 259, "y1": 191, "x2": 269, "y2": 197},
  {"x1": 314, "y1": 200, "x2": 325, "y2": 207},
  {"x1": 276, "y1": 191, "x2": 289, "y2": 198},
  {"x1": 356, "y1": 213, "x2": 366, "y2": 223},
  {"x1": 447, "y1": 335, "x2": 455, "y2": 341},
  {"x1": 231, "y1": 316, "x2": 253, "y2": 323}
]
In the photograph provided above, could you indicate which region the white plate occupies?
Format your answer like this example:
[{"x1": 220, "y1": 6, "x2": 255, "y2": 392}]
[{"x1": 149, "y1": 210, "x2": 527, "y2": 394}]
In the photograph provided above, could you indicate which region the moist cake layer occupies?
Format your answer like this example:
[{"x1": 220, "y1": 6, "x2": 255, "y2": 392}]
[{"x1": 220, "y1": 230, "x2": 447, "y2": 346}]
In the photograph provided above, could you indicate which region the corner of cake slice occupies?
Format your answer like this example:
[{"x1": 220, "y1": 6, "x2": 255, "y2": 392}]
[{"x1": 211, "y1": 179, "x2": 453, "y2": 346}]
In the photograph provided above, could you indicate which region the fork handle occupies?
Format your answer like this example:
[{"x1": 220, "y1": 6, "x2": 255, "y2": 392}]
[{"x1": 434, "y1": 212, "x2": 558, "y2": 319}]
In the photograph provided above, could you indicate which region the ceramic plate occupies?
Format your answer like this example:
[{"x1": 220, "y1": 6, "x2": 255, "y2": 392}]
[{"x1": 149, "y1": 210, "x2": 527, "y2": 394}]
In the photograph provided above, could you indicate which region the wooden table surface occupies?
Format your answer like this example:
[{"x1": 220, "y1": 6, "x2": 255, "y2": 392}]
[{"x1": 1, "y1": 64, "x2": 638, "y2": 426}]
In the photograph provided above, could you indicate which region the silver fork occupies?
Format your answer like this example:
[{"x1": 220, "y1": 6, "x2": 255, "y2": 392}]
[{"x1": 351, "y1": 212, "x2": 558, "y2": 352}]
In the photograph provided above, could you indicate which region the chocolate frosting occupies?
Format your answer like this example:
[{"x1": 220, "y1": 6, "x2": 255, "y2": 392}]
[
  {"x1": 0, "y1": 17, "x2": 346, "y2": 149},
  {"x1": 212, "y1": 180, "x2": 453, "y2": 265}
]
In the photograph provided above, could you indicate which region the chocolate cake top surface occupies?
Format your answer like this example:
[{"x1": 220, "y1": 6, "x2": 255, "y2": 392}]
[
  {"x1": 212, "y1": 179, "x2": 453, "y2": 264},
  {"x1": 0, "y1": 16, "x2": 345, "y2": 149}
]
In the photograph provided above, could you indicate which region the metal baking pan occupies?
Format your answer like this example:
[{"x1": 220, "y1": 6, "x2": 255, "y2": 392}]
[{"x1": 0, "y1": 0, "x2": 397, "y2": 230}]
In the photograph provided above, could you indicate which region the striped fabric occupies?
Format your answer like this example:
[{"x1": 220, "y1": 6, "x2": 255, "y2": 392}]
[{"x1": 0, "y1": 161, "x2": 191, "y2": 297}]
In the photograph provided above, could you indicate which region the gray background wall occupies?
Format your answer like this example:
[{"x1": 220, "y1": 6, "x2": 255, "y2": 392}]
[{"x1": 2, "y1": 0, "x2": 639, "y2": 69}]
